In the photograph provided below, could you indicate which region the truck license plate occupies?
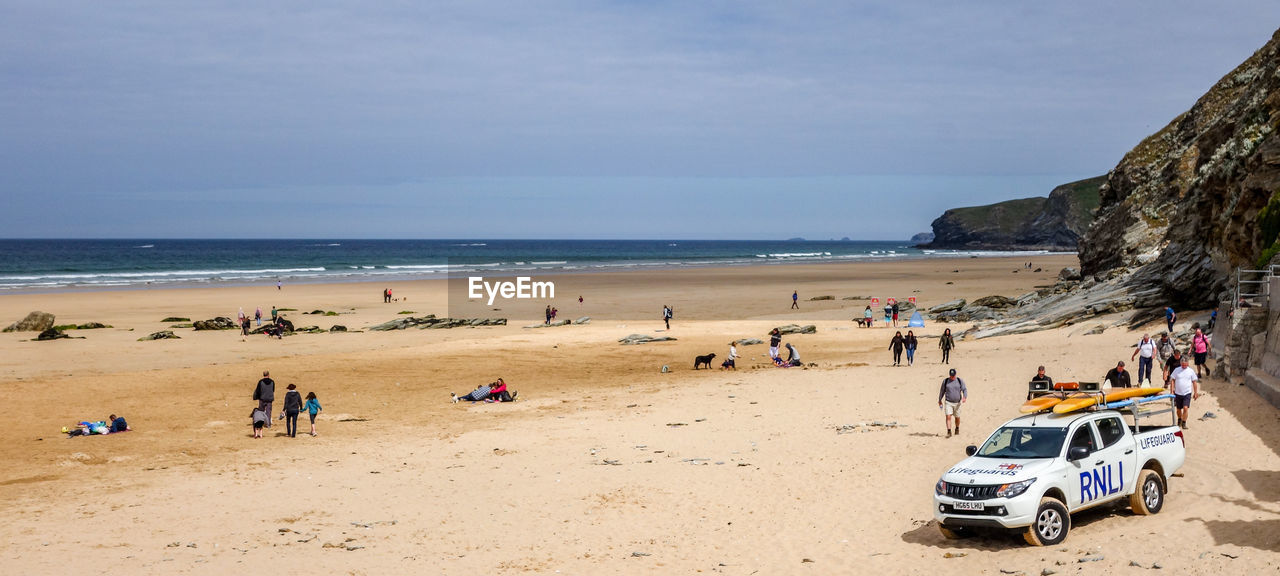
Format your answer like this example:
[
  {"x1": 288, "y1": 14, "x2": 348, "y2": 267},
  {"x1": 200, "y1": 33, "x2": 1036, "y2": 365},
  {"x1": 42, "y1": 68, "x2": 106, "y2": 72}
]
[{"x1": 953, "y1": 501, "x2": 985, "y2": 511}]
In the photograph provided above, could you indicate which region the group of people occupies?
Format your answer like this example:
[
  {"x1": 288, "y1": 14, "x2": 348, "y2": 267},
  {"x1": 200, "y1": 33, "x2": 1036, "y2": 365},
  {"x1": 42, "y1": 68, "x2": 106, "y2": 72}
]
[
  {"x1": 452, "y1": 378, "x2": 518, "y2": 403},
  {"x1": 252, "y1": 370, "x2": 322, "y2": 438},
  {"x1": 237, "y1": 306, "x2": 285, "y2": 338},
  {"x1": 767, "y1": 328, "x2": 803, "y2": 367},
  {"x1": 885, "y1": 328, "x2": 955, "y2": 366},
  {"x1": 545, "y1": 306, "x2": 559, "y2": 325}
]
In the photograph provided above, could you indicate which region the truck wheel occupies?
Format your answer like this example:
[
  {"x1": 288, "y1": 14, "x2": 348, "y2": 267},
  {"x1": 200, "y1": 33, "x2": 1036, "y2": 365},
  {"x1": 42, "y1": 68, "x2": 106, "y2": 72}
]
[
  {"x1": 1129, "y1": 469, "x2": 1164, "y2": 515},
  {"x1": 938, "y1": 524, "x2": 972, "y2": 540},
  {"x1": 1023, "y1": 497, "x2": 1070, "y2": 546}
]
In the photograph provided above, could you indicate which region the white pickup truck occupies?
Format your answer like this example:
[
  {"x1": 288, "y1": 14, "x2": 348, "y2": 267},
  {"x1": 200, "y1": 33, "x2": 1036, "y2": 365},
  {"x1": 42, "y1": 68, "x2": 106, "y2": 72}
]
[{"x1": 932, "y1": 399, "x2": 1186, "y2": 546}]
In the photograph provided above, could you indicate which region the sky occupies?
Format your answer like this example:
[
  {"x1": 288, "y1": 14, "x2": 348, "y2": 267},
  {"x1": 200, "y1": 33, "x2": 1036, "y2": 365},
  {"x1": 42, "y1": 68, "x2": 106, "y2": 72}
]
[{"x1": 2, "y1": 1, "x2": 1278, "y2": 240}]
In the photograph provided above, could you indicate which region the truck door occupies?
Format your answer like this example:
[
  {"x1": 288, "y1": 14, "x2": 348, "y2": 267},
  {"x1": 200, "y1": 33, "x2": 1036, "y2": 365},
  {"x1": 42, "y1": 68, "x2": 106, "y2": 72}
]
[
  {"x1": 1066, "y1": 422, "x2": 1099, "y2": 508},
  {"x1": 1090, "y1": 416, "x2": 1132, "y2": 498},
  {"x1": 1070, "y1": 417, "x2": 1130, "y2": 508}
]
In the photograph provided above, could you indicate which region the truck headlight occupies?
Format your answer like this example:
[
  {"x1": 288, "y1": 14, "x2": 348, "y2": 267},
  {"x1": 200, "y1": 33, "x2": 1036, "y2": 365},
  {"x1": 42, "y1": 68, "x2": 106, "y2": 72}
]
[
  {"x1": 996, "y1": 478, "x2": 1036, "y2": 499},
  {"x1": 935, "y1": 479, "x2": 947, "y2": 495}
]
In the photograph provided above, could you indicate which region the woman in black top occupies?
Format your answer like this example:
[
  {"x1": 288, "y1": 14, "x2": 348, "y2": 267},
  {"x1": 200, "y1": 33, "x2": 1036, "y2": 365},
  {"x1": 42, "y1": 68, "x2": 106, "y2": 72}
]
[
  {"x1": 282, "y1": 384, "x2": 303, "y2": 438},
  {"x1": 938, "y1": 328, "x2": 955, "y2": 364},
  {"x1": 889, "y1": 331, "x2": 905, "y2": 366},
  {"x1": 904, "y1": 330, "x2": 919, "y2": 366}
]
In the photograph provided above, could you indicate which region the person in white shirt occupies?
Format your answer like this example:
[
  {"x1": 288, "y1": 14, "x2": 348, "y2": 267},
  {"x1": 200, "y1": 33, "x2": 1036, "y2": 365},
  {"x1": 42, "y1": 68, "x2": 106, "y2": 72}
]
[
  {"x1": 722, "y1": 342, "x2": 739, "y2": 370},
  {"x1": 1131, "y1": 333, "x2": 1157, "y2": 386},
  {"x1": 1168, "y1": 357, "x2": 1202, "y2": 429}
]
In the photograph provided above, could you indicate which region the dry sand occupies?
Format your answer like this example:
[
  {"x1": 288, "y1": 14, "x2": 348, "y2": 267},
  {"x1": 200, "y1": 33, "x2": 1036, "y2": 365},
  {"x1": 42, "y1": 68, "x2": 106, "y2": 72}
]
[{"x1": 1, "y1": 255, "x2": 1277, "y2": 574}]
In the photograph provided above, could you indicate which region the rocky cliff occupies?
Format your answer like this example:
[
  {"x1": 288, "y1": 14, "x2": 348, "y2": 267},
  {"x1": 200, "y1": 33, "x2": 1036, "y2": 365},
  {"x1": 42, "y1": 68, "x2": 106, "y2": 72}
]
[
  {"x1": 924, "y1": 176, "x2": 1104, "y2": 250},
  {"x1": 1078, "y1": 28, "x2": 1280, "y2": 307}
]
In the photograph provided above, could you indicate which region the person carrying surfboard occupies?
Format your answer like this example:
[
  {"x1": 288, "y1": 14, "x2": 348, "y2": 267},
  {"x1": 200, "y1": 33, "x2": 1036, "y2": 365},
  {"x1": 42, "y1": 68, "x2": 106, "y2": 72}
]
[{"x1": 938, "y1": 368, "x2": 967, "y2": 438}]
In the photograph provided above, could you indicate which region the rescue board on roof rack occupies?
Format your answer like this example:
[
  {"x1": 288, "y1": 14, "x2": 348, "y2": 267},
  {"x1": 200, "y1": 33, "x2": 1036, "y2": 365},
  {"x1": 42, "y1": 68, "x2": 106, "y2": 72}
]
[
  {"x1": 1052, "y1": 387, "x2": 1164, "y2": 414},
  {"x1": 1019, "y1": 382, "x2": 1082, "y2": 414}
]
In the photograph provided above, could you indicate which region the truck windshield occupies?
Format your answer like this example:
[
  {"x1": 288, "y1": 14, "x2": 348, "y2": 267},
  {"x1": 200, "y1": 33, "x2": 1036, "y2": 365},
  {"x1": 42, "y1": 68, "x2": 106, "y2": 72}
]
[{"x1": 976, "y1": 426, "x2": 1067, "y2": 459}]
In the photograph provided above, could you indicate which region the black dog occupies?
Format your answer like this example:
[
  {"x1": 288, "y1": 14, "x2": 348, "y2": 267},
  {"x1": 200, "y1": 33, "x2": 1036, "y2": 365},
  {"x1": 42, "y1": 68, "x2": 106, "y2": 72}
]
[
  {"x1": 855, "y1": 318, "x2": 868, "y2": 327},
  {"x1": 693, "y1": 353, "x2": 717, "y2": 370}
]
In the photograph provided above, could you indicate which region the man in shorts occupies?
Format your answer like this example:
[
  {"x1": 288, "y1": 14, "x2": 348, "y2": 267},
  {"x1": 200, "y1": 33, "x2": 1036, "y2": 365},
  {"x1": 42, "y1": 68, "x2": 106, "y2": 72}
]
[
  {"x1": 938, "y1": 368, "x2": 967, "y2": 438},
  {"x1": 1167, "y1": 356, "x2": 1201, "y2": 429}
]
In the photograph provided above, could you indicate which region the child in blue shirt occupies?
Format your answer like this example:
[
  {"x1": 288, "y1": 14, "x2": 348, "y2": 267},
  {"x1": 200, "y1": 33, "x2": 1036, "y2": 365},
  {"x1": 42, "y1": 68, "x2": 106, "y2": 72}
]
[{"x1": 304, "y1": 392, "x2": 323, "y2": 437}]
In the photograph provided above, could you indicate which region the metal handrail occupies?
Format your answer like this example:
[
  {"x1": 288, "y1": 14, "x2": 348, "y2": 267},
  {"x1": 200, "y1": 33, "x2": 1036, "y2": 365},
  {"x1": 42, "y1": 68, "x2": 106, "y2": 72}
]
[{"x1": 1236, "y1": 267, "x2": 1274, "y2": 309}]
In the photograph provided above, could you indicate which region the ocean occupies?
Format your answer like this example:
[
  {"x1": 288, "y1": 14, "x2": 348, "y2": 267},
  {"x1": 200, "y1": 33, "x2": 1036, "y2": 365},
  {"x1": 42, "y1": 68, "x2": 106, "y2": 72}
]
[{"x1": 0, "y1": 239, "x2": 1064, "y2": 292}]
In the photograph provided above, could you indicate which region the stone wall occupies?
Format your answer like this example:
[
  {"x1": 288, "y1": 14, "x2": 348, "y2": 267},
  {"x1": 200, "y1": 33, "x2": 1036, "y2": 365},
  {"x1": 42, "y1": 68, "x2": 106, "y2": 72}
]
[{"x1": 1240, "y1": 277, "x2": 1280, "y2": 408}]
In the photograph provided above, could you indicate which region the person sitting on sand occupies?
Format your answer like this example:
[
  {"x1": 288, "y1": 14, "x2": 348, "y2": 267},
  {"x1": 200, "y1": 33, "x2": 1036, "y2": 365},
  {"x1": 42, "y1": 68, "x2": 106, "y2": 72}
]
[
  {"x1": 109, "y1": 414, "x2": 130, "y2": 433},
  {"x1": 485, "y1": 378, "x2": 517, "y2": 402},
  {"x1": 785, "y1": 342, "x2": 802, "y2": 367},
  {"x1": 453, "y1": 383, "x2": 493, "y2": 403}
]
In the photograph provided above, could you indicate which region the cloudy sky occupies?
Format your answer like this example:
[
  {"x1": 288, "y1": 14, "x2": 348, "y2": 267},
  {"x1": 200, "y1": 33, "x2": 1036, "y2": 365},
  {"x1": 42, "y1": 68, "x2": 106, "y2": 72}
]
[{"x1": 2, "y1": 1, "x2": 1277, "y2": 239}]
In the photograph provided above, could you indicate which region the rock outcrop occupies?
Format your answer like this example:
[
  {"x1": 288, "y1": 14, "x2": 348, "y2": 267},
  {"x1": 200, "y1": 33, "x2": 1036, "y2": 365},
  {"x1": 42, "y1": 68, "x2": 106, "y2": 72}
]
[
  {"x1": 1078, "y1": 28, "x2": 1280, "y2": 307},
  {"x1": 138, "y1": 331, "x2": 180, "y2": 341},
  {"x1": 909, "y1": 232, "x2": 935, "y2": 245},
  {"x1": 619, "y1": 334, "x2": 677, "y2": 345},
  {"x1": 36, "y1": 328, "x2": 70, "y2": 341},
  {"x1": 773, "y1": 324, "x2": 817, "y2": 335},
  {"x1": 193, "y1": 317, "x2": 237, "y2": 331},
  {"x1": 4, "y1": 311, "x2": 55, "y2": 333},
  {"x1": 368, "y1": 315, "x2": 506, "y2": 331},
  {"x1": 923, "y1": 176, "x2": 1104, "y2": 250}
]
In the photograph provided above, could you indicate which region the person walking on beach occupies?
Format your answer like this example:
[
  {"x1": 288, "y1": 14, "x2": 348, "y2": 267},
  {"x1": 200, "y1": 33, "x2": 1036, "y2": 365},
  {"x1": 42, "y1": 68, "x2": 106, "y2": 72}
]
[
  {"x1": 238, "y1": 307, "x2": 246, "y2": 324},
  {"x1": 1169, "y1": 356, "x2": 1201, "y2": 429},
  {"x1": 1132, "y1": 333, "x2": 1157, "y2": 386},
  {"x1": 1165, "y1": 306, "x2": 1177, "y2": 333},
  {"x1": 891, "y1": 301, "x2": 900, "y2": 327},
  {"x1": 938, "y1": 368, "x2": 967, "y2": 438},
  {"x1": 662, "y1": 305, "x2": 673, "y2": 329},
  {"x1": 1157, "y1": 332, "x2": 1176, "y2": 383},
  {"x1": 255, "y1": 307, "x2": 262, "y2": 326},
  {"x1": 551, "y1": 307, "x2": 558, "y2": 322},
  {"x1": 1104, "y1": 361, "x2": 1132, "y2": 388},
  {"x1": 791, "y1": 290, "x2": 799, "y2": 309},
  {"x1": 282, "y1": 384, "x2": 303, "y2": 438},
  {"x1": 883, "y1": 302, "x2": 892, "y2": 325},
  {"x1": 277, "y1": 279, "x2": 282, "y2": 290},
  {"x1": 253, "y1": 370, "x2": 275, "y2": 428},
  {"x1": 545, "y1": 305, "x2": 552, "y2": 325},
  {"x1": 578, "y1": 295, "x2": 584, "y2": 305},
  {"x1": 1163, "y1": 348, "x2": 1185, "y2": 387},
  {"x1": 769, "y1": 328, "x2": 781, "y2": 360},
  {"x1": 722, "y1": 341, "x2": 738, "y2": 370},
  {"x1": 304, "y1": 391, "x2": 322, "y2": 436},
  {"x1": 863, "y1": 305, "x2": 873, "y2": 327},
  {"x1": 939, "y1": 328, "x2": 955, "y2": 364},
  {"x1": 889, "y1": 331, "x2": 905, "y2": 366},
  {"x1": 1208, "y1": 309, "x2": 1217, "y2": 331},
  {"x1": 241, "y1": 315, "x2": 251, "y2": 338},
  {"x1": 271, "y1": 306, "x2": 278, "y2": 322},
  {"x1": 1192, "y1": 328, "x2": 1211, "y2": 378},
  {"x1": 904, "y1": 330, "x2": 919, "y2": 366}
]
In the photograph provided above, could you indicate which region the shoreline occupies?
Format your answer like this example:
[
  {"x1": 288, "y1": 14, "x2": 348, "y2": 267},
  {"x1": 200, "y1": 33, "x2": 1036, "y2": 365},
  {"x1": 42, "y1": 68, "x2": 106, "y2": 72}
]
[{"x1": 0, "y1": 248, "x2": 1078, "y2": 296}]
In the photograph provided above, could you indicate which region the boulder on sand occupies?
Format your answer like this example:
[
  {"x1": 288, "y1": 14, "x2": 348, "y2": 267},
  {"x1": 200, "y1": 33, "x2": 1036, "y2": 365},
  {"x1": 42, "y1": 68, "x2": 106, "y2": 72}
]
[
  {"x1": 619, "y1": 334, "x2": 678, "y2": 345},
  {"x1": 193, "y1": 317, "x2": 237, "y2": 331},
  {"x1": 4, "y1": 311, "x2": 55, "y2": 333},
  {"x1": 929, "y1": 299, "x2": 966, "y2": 313},
  {"x1": 773, "y1": 324, "x2": 817, "y2": 335},
  {"x1": 138, "y1": 331, "x2": 180, "y2": 341},
  {"x1": 36, "y1": 328, "x2": 70, "y2": 341}
]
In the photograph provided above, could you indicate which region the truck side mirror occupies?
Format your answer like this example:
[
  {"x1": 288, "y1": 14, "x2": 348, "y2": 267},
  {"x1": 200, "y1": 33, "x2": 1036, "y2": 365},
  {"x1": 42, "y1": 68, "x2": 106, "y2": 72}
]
[
  {"x1": 1068, "y1": 446, "x2": 1090, "y2": 461},
  {"x1": 965, "y1": 445, "x2": 978, "y2": 456}
]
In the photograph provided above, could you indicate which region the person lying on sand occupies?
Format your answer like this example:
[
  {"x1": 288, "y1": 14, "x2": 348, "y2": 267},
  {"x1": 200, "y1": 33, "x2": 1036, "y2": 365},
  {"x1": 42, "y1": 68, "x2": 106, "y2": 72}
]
[{"x1": 452, "y1": 379, "x2": 517, "y2": 403}]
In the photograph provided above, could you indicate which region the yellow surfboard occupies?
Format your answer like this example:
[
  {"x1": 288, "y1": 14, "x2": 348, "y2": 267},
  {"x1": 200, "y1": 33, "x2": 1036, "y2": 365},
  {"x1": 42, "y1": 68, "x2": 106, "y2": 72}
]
[
  {"x1": 1020, "y1": 395, "x2": 1065, "y2": 414},
  {"x1": 1051, "y1": 387, "x2": 1164, "y2": 414}
]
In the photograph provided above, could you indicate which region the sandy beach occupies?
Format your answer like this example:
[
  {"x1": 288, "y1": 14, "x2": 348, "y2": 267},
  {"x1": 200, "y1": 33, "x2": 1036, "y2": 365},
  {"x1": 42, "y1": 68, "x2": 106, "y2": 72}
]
[{"x1": 1, "y1": 254, "x2": 1277, "y2": 574}]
